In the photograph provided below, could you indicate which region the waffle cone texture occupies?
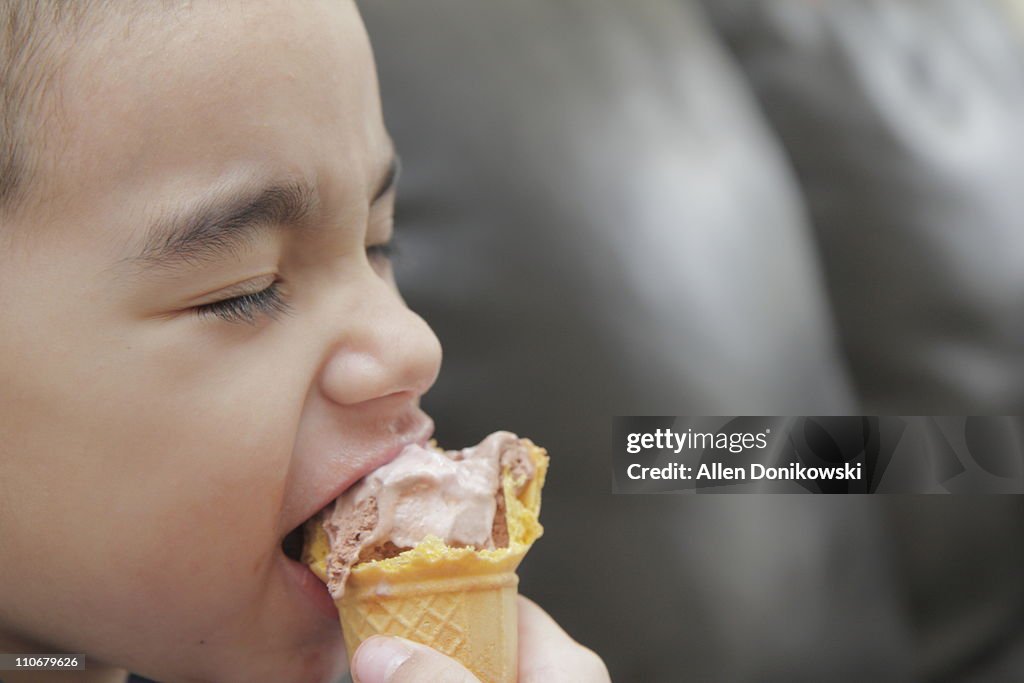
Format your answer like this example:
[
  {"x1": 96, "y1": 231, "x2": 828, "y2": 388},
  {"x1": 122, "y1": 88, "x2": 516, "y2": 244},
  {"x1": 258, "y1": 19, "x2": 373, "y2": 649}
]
[{"x1": 303, "y1": 439, "x2": 549, "y2": 683}]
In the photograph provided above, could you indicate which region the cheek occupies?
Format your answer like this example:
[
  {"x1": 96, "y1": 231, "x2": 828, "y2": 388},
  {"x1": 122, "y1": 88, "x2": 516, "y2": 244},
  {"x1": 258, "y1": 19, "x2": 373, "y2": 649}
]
[
  {"x1": 87, "y1": 359, "x2": 298, "y2": 582},
  {"x1": 1, "y1": 382, "x2": 291, "y2": 584},
  {"x1": 0, "y1": 323, "x2": 309, "y2": 653}
]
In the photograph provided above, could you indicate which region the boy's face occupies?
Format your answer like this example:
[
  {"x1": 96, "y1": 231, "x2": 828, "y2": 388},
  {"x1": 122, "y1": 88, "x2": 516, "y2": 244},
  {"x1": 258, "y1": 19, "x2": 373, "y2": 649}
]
[{"x1": 0, "y1": 2, "x2": 440, "y2": 681}]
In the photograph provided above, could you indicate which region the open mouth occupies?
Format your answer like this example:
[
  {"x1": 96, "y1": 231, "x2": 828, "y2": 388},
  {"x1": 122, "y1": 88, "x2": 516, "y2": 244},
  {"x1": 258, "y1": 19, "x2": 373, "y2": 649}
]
[
  {"x1": 282, "y1": 524, "x2": 305, "y2": 562},
  {"x1": 282, "y1": 498, "x2": 335, "y2": 563}
]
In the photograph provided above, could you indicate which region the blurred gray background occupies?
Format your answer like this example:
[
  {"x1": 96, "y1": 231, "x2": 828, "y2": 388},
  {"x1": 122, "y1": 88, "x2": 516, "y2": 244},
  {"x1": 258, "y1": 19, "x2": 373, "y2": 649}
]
[{"x1": 360, "y1": 1, "x2": 1024, "y2": 680}]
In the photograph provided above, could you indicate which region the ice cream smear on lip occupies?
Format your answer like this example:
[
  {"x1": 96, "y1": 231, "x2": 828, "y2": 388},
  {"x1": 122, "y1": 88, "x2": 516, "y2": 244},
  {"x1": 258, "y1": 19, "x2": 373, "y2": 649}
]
[{"x1": 316, "y1": 430, "x2": 536, "y2": 599}]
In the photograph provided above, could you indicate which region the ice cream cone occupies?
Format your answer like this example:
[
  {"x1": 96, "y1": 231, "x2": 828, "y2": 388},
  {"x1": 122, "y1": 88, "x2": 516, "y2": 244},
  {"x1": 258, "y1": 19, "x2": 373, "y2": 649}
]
[
  {"x1": 337, "y1": 561, "x2": 520, "y2": 683},
  {"x1": 304, "y1": 438, "x2": 548, "y2": 683}
]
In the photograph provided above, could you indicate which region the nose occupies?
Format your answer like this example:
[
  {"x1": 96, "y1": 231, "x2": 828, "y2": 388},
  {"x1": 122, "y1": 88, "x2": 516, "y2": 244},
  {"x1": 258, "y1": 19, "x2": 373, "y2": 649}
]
[{"x1": 318, "y1": 279, "x2": 442, "y2": 406}]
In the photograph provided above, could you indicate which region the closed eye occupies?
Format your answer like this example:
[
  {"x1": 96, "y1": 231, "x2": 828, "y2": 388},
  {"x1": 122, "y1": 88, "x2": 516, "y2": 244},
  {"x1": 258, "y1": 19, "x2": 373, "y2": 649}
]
[
  {"x1": 194, "y1": 281, "x2": 290, "y2": 324},
  {"x1": 367, "y1": 241, "x2": 395, "y2": 262}
]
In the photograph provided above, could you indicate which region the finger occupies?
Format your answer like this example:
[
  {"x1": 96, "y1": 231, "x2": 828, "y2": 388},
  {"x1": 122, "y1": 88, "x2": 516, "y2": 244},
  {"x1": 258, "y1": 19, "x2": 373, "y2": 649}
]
[
  {"x1": 517, "y1": 595, "x2": 611, "y2": 683},
  {"x1": 351, "y1": 635, "x2": 480, "y2": 683}
]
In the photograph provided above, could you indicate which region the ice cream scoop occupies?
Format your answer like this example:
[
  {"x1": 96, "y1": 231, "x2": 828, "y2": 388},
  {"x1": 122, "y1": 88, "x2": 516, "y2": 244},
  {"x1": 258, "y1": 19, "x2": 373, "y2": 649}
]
[{"x1": 302, "y1": 431, "x2": 548, "y2": 683}]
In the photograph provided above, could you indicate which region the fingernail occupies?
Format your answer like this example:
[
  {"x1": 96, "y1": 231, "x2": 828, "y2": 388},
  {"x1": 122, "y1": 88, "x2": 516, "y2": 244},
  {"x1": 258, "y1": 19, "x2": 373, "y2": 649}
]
[{"x1": 352, "y1": 636, "x2": 413, "y2": 683}]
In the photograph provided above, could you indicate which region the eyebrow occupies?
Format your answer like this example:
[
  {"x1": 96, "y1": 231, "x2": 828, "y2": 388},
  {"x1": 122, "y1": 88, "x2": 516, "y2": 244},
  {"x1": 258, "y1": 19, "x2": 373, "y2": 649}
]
[{"x1": 127, "y1": 155, "x2": 400, "y2": 271}]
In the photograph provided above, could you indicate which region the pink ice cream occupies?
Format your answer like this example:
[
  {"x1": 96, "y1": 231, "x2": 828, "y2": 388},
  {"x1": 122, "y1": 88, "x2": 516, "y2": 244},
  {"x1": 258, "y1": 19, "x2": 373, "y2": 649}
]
[{"x1": 317, "y1": 431, "x2": 535, "y2": 599}]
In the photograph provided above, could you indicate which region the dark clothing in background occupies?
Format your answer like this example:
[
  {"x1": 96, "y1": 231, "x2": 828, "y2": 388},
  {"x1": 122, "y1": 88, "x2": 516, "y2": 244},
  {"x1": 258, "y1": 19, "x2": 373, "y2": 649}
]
[
  {"x1": 705, "y1": 0, "x2": 1024, "y2": 415},
  {"x1": 363, "y1": 1, "x2": 1024, "y2": 681},
  {"x1": 704, "y1": 1, "x2": 1024, "y2": 679}
]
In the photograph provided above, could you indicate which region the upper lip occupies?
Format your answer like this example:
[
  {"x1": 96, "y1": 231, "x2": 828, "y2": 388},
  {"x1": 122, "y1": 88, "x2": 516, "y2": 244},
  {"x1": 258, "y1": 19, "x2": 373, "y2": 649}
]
[{"x1": 281, "y1": 411, "x2": 435, "y2": 542}]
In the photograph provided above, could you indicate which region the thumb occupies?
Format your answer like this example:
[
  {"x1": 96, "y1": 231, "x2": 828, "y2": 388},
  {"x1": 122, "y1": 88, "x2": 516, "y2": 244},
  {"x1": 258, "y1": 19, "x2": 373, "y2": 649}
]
[{"x1": 351, "y1": 635, "x2": 481, "y2": 683}]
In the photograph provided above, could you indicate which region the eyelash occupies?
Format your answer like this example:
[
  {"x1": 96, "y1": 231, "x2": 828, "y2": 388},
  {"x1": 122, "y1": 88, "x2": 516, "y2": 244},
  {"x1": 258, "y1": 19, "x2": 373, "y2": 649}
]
[
  {"x1": 195, "y1": 242, "x2": 394, "y2": 324},
  {"x1": 195, "y1": 281, "x2": 289, "y2": 324},
  {"x1": 367, "y1": 241, "x2": 395, "y2": 261}
]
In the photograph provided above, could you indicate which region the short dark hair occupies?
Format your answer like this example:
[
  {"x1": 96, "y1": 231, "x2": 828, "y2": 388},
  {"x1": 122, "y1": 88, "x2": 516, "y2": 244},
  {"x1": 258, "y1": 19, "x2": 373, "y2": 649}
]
[
  {"x1": 2, "y1": 1, "x2": 75, "y2": 211},
  {"x1": 0, "y1": 1, "x2": 149, "y2": 216}
]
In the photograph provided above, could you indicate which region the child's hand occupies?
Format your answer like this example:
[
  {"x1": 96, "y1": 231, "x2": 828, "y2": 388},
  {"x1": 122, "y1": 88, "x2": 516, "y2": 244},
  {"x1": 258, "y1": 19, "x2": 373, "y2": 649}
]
[{"x1": 351, "y1": 596, "x2": 610, "y2": 682}]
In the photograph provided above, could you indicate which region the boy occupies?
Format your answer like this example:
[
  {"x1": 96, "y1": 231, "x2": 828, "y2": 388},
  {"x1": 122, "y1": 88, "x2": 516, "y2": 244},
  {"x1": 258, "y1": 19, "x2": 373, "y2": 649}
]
[{"x1": 0, "y1": 1, "x2": 608, "y2": 681}]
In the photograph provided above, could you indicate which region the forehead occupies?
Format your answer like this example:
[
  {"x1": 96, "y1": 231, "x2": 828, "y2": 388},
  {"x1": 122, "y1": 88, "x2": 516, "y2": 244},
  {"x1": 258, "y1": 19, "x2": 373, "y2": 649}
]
[{"x1": 31, "y1": 0, "x2": 383, "y2": 238}]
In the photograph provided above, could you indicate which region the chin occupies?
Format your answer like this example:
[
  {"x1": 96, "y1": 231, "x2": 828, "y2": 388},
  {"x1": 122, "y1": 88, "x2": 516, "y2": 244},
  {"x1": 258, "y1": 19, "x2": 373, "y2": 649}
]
[
  {"x1": 126, "y1": 618, "x2": 347, "y2": 683},
  {"x1": 241, "y1": 648, "x2": 348, "y2": 683},
  {"x1": 231, "y1": 621, "x2": 348, "y2": 683},
  {"x1": 144, "y1": 642, "x2": 347, "y2": 683}
]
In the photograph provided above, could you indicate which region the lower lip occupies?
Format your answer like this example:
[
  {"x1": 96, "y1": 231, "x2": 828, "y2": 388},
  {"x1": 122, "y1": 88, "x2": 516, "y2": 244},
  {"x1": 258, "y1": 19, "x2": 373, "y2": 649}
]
[{"x1": 282, "y1": 554, "x2": 339, "y2": 622}]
